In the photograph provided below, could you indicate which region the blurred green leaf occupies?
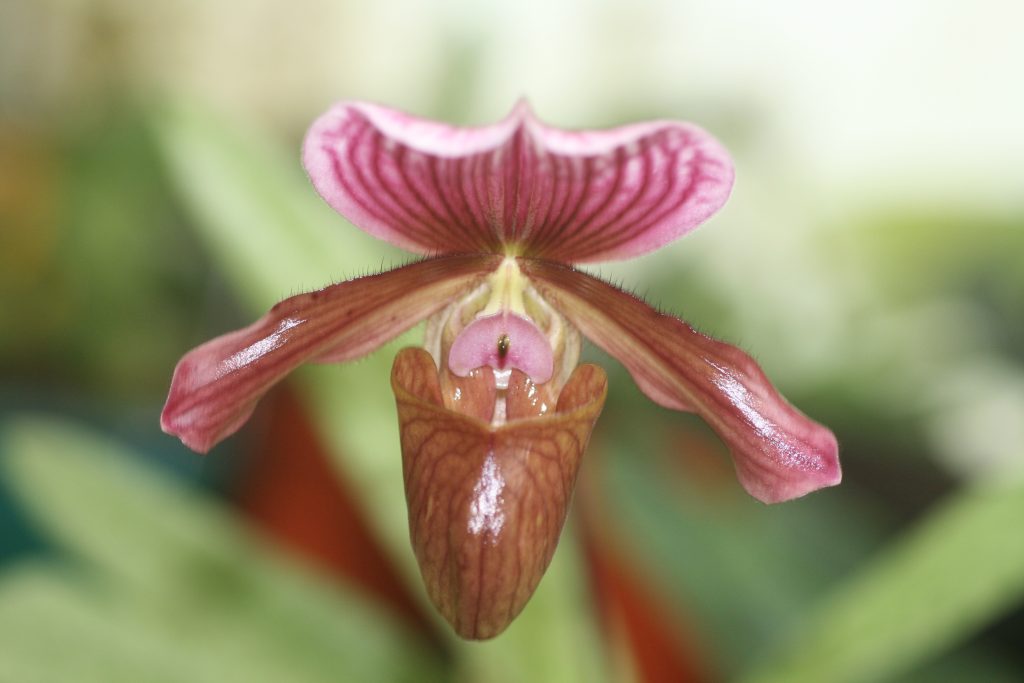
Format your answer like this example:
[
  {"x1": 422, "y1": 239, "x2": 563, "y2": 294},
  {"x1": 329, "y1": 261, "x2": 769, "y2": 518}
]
[
  {"x1": 151, "y1": 100, "x2": 611, "y2": 682},
  {"x1": 0, "y1": 106, "x2": 204, "y2": 396},
  {"x1": 0, "y1": 416, "x2": 445, "y2": 683},
  {"x1": 594, "y1": 392, "x2": 878, "y2": 675},
  {"x1": 741, "y1": 478, "x2": 1024, "y2": 683},
  {"x1": 596, "y1": 388, "x2": 1024, "y2": 681},
  {"x1": 0, "y1": 563, "x2": 252, "y2": 683}
]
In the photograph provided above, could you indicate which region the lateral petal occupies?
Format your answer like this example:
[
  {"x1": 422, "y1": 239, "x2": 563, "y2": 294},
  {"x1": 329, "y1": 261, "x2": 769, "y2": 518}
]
[
  {"x1": 392, "y1": 347, "x2": 607, "y2": 639},
  {"x1": 521, "y1": 259, "x2": 840, "y2": 504},
  {"x1": 162, "y1": 255, "x2": 498, "y2": 453},
  {"x1": 303, "y1": 101, "x2": 733, "y2": 261}
]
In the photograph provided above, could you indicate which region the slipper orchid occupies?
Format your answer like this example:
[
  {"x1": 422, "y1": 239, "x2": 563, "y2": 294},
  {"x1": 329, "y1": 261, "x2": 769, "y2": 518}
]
[{"x1": 162, "y1": 101, "x2": 840, "y2": 639}]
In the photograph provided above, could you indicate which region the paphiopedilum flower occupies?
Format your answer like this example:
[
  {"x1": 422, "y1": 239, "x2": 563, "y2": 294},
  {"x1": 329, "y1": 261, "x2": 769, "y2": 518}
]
[{"x1": 162, "y1": 101, "x2": 840, "y2": 639}]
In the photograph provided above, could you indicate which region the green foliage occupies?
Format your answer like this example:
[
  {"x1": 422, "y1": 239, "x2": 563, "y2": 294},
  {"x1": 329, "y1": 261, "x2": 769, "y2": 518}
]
[
  {"x1": 594, "y1": 384, "x2": 1024, "y2": 682},
  {"x1": 741, "y1": 479, "x2": 1024, "y2": 683},
  {"x1": 0, "y1": 106, "x2": 202, "y2": 395},
  {"x1": 0, "y1": 416, "x2": 445, "y2": 683}
]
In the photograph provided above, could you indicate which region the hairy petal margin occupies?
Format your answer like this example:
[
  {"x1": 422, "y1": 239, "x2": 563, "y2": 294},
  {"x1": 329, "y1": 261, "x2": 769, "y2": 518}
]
[
  {"x1": 162, "y1": 255, "x2": 499, "y2": 453},
  {"x1": 521, "y1": 259, "x2": 840, "y2": 504}
]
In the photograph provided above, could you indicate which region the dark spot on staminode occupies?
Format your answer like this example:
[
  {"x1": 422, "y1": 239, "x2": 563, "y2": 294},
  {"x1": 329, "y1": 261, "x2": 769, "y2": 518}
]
[{"x1": 497, "y1": 333, "x2": 510, "y2": 359}]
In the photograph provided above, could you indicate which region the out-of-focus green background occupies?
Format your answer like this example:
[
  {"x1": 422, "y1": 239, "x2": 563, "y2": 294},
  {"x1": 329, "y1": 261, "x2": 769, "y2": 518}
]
[{"x1": 2, "y1": 1, "x2": 1022, "y2": 682}]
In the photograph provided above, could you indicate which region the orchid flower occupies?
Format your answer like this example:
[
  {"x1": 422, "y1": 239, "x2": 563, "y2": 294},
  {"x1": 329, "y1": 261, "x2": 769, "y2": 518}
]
[{"x1": 162, "y1": 101, "x2": 840, "y2": 640}]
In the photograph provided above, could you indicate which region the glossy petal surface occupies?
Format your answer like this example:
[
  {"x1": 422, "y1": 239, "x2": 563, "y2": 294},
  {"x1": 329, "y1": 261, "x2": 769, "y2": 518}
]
[
  {"x1": 303, "y1": 101, "x2": 733, "y2": 262},
  {"x1": 392, "y1": 348, "x2": 607, "y2": 639},
  {"x1": 162, "y1": 255, "x2": 498, "y2": 453},
  {"x1": 522, "y1": 259, "x2": 840, "y2": 504}
]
